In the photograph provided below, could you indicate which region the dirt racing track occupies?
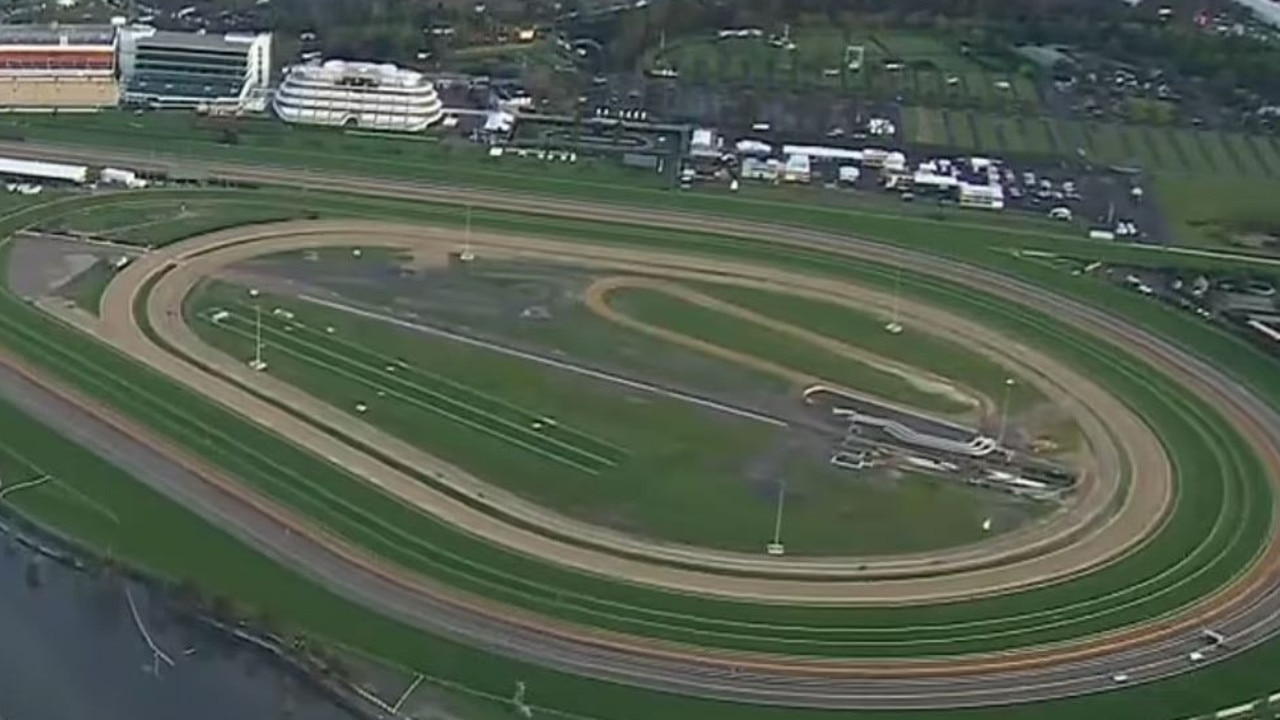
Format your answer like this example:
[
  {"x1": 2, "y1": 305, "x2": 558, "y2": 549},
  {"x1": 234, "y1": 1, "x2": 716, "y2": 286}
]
[
  {"x1": 21, "y1": 213, "x2": 1277, "y2": 705},
  {"x1": 0, "y1": 142, "x2": 1279, "y2": 709},
  {"x1": 65, "y1": 219, "x2": 1167, "y2": 603}
]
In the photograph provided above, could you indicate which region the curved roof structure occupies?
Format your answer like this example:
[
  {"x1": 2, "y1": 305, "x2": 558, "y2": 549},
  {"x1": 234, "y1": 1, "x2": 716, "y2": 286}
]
[{"x1": 274, "y1": 58, "x2": 444, "y2": 132}]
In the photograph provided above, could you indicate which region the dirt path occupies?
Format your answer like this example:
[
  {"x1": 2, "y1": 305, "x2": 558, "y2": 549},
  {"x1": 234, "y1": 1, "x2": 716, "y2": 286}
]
[
  {"x1": 58, "y1": 219, "x2": 1174, "y2": 607},
  {"x1": 583, "y1": 275, "x2": 986, "y2": 415}
]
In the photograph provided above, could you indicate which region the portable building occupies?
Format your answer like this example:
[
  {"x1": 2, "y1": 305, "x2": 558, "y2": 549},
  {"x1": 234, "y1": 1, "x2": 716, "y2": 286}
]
[
  {"x1": 101, "y1": 167, "x2": 148, "y2": 188},
  {"x1": 741, "y1": 157, "x2": 780, "y2": 181},
  {"x1": 690, "y1": 127, "x2": 720, "y2": 156},
  {"x1": 735, "y1": 139, "x2": 772, "y2": 156},
  {"x1": 781, "y1": 154, "x2": 811, "y2": 183},
  {"x1": 622, "y1": 153, "x2": 662, "y2": 172},
  {"x1": 860, "y1": 148, "x2": 890, "y2": 167},
  {"x1": 912, "y1": 171, "x2": 959, "y2": 191},
  {"x1": 958, "y1": 181, "x2": 1004, "y2": 210},
  {"x1": 0, "y1": 156, "x2": 88, "y2": 184},
  {"x1": 782, "y1": 144, "x2": 863, "y2": 162}
]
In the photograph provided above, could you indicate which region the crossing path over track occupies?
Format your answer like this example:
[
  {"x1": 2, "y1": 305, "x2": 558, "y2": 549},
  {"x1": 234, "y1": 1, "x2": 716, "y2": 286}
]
[{"x1": 0, "y1": 143, "x2": 1276, "y2": 709}]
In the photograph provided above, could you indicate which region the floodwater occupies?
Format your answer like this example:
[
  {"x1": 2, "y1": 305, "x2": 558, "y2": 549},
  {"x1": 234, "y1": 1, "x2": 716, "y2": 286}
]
[{"x1": 0, "y1": 534, "x2": 362, "y2": 720}]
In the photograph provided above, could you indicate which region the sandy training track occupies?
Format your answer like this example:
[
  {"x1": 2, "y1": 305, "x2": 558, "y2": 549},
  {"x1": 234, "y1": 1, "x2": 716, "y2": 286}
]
[
  {"x1": 47, "y1": 218, "x2": 1176, "y2": 607},
  {"x1": 583, "y1": 276, "x2": 985, "y2": 413}
]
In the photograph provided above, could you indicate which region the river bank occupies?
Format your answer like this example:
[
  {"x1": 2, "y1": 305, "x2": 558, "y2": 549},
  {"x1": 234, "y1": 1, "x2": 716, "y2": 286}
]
[{"x1": 0, "y1": 510, "x2": 373, "y2": 720}]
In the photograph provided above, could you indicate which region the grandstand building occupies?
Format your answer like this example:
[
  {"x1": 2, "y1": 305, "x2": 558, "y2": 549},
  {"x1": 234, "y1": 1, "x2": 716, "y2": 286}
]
[
  {"x1": 118, "y1": 26, "x2": 271, "y2": 110},
  {"x1": 0, "y1": 24, "x2": 119, "y2": 109},
  {"x1": 273, "y1": 59, "x2": 445, "y2": 132}
]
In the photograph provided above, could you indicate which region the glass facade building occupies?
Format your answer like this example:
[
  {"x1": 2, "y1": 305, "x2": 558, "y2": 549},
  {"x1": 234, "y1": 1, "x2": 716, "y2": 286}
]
[{"x1": 118, "y1": 27, "x2": 271, "y2": 109}]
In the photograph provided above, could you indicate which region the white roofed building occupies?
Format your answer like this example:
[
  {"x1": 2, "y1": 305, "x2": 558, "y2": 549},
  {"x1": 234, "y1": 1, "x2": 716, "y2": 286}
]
[
  {"x1": 782, "y1": 153, "x2": 811, "y2": 183},
  {"x1": 0, "y1": 156, "x2": 89, "y2": 183},
  {"x1": 959, "y1": 181, "x2": 1004, "y2": 210},
  {"x1": 274, "y1": 59, "x2": 444, "y2": 132},
  {"x1": 690, "y1": 127, "x2": 720, "y2": 157}
]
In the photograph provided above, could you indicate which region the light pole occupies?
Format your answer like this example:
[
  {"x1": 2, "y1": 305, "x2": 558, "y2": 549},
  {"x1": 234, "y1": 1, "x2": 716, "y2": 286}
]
[
  {"x1": 885, "y1": 269, "x2": 903, "y2": 334},
  {"x1": 997, "y1": 378, "x2": 1015, "y2": 444},
  {"x1": 460, "y1": 205, "x2": 475, "y2": 262},
  {"x1": 248, "y1": 302, "x2": 267, "y2": 371},
  {"x1": 767, "y1": 476, "x2": 787, "y2": 555}
]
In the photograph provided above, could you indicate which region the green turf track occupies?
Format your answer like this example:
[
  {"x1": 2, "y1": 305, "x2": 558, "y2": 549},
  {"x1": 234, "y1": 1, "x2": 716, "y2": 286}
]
[
  {"x1": 0, "y1": 190, "x2": 1268, "y2": 651},
  {"x1": 0, "y1": 189, "x2": 1277, "y2": 718},
  {"x1": 168, "y1": 242, "x2": 1262, "y2": 655}
]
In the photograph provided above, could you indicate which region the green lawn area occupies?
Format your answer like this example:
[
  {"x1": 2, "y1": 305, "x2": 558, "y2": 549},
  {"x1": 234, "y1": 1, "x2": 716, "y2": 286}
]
[
  {"x1": 1117, "y1": 125, "x2": 1157, "y2": 170},
  {"x1": 1251, "y1": 135, "x2": 1280, "y2": 174},
  {"x1": 605, "y1": 285, "x2": 974, "y2": 414},
  {"x1": 1050, "y1": 119, "x2": 1087, "y2": 157},
  {"x1": 1165, "y1": 128, "x2": 1214, "y2": 173},
  {"x1": 1084, "y1": 122, "x2": 1131, "y2": 165},
  {"x1": 946, "y1": 110, "x2": 977, "y2": 149},
  {"x1": 903, "y1": 106, "x2": 947, "y2": 146},
  {"x1": 1144, "y1": 127, "x2": 1187, "y2": 171},
  {"x1": 643, "y1": 23, "x2": 1038, "y2": 110},
  {"x1": 971, "y1": 113, "x2": 1004, "y2": 153},
  {"x1": 0, "y1": 111, "x2": 672, "y2": 197},
  {"x1": 39, "y1": 197, "x2": 311, "y2": 246},
  {"x1": 1199, "y1": 131, "x2": 1241, "y2": 174},
  {"x1": 187, "y1": 279, "x2": 1035, "y2": 556},
  {"x1": 1156, "y1": 176, "x2": 1280, "y2": 249},
  {"x1": 1222, "y1": 132, "x2": 1270, "y2": 177},
  {"x1": 1020, "y1": 118, "x2": 1057, "y2": 155}
]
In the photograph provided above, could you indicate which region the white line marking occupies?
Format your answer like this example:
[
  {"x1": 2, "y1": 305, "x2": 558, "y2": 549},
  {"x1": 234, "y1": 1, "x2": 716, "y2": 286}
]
[
  {"x1": 302, "y1": 296, "x2": 789, "y2": 428},
  {"x1": 391, "y1": 673, "x2": 425, "y2": 713}
]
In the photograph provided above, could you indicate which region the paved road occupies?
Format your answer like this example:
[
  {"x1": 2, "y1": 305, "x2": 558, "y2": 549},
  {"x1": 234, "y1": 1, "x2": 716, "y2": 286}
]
[{"x1": 0, "y1": 142, "x2": 1277, "y2": 709}]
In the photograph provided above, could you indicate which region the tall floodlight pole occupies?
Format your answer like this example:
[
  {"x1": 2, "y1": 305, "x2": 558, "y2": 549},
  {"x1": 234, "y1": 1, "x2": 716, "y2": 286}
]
[
  {"x1": 767, "y1": 476, "x2": 787, "y2": 555},
  {"x1": 997, "y1": 378, "x2": 1015, "y2": 444}
]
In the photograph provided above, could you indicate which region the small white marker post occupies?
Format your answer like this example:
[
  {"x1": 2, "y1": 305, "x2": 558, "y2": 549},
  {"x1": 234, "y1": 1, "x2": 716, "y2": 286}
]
[
  {"x1": 982, "y1": 517, "x2": 993, "y2": 532},
  {"x1": 885, "y1": 269, "x2": 903, "y2": 334},
  {"x1": 997, "y1": 378, "x2": 1015, "y2": 444},
  {"x1": 247, "y1": 304, "x2": 268, "y2": 371}
]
